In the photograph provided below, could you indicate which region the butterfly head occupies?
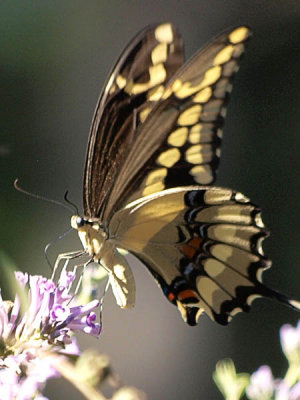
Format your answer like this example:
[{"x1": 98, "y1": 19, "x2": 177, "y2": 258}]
[
  {"x1": 71, "y1": 215, "x2": 85, "y2": 229},
  {"x1": 71, "y1": 215, "x2": 107, "y2": 258}
]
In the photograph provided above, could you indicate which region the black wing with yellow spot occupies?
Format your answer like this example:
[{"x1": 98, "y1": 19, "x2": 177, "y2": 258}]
[
  {"x1": 84, "y1": 23, "x2": 184, "y2": 219},
  {"x1": 104, "y1": 26, "x2": 251, "y2": 220},
  {"x1": 109, "y1": 187, "x2": 299, "y2": 325}
]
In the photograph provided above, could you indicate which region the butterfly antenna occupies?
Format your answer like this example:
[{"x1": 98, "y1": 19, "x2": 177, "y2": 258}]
[
  {"x1": 44, "y1": 227, "x2": 74, "y2": 271},
  {"x1": 14, "y1": 179, "x2": 75, "y2": 214},
  {"x1": 64, "y1": 191, "x2": 79, "y2": 215}
]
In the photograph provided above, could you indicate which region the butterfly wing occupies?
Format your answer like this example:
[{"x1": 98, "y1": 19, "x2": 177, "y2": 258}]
[
  {"x1": 83, "y1": 23, "x2": 184, "y2": 219},
  {"x1": 101, "y1": 244, "x2": 136, "y2": 309},
  {"x1": 108, "y1": 186, "x2": 298, "y2": 325},
  {"x1": 103, "y1": 26, "x2": 251, "y2": 221},
  {"x1": 79, "y1": 25, "x2": 300, "y2": 323}
]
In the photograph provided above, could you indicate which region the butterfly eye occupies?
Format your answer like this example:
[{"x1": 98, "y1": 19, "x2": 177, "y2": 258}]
[{"x1": 76, "y1": 217, "x2": 84, "y2": 227}]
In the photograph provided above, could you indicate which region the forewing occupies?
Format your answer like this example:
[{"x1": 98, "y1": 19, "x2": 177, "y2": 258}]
[
  {"x1": 104, "y1": 26, "x2": 251, "y2": 220},
  {"x1": 108, "y1": 186, "x2": 274, "y2": 325},
  {"x1": 83, "y1": 23, "x2": 184, "y2": 218}
]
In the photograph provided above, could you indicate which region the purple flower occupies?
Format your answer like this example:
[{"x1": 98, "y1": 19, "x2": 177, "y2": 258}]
[
  {"x1": 275, "y1": 381, "x2": 290, "y2": 400},
  {"x1": 246, "y1": 365, "x2": 275, "y2": 400},
  {"x1": 289, "y1": 381, "x2": 300, "y2": 400},
  {"x1": 0, "y1": 362, "x2": 52, "y2": 400},
  {"x1": 275, "y1": 381, "x2": 300, "y2": 400},
  {"x1": 280, "y1": 321, "x2": 300, "y2": 364},
  {"x1": 0, "y1": 270, "x2": 101, "y2": 399},
  {"x1": 58, "y1": 269, "x2": 76, "y2": 288}
]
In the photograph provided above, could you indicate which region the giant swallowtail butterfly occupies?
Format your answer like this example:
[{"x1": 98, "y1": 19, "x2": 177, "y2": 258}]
[{"x1": 67, "y1": 23, "x2": 299, "y2": 325}]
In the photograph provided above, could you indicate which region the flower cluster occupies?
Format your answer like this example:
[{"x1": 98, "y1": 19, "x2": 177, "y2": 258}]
[
  {"x1": 0, "y1": 270, "x2": 101, "y2": 399},
  {"x1": 214, "y1": 320, "x2": 300, "y2": 400}
]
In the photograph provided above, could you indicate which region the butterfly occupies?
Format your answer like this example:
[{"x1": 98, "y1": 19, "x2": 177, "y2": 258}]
[{"x1": 65, "y1": 23, "x2": 299, "y2": 325}]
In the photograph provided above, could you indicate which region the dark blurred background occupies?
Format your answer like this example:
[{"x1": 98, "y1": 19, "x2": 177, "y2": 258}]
[{"x1": 1, "y1": 1, "x2": 300, "y2": 399}]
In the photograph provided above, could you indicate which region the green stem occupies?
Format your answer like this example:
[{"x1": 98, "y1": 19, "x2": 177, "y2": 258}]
[
  {"x1": 46, "y1": 353, "x2": 107, "y2": 400},
  {"x1": 284, "y1": 363, "x2": 300, "y2": 387}
]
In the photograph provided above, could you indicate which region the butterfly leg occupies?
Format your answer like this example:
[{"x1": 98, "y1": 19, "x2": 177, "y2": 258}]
[
  {"x1": 51, "y1": 250, "x2": 85, "y2": 281},
  {"x1": 68, "y1": 258, "x2": 89, "y2": 297}
]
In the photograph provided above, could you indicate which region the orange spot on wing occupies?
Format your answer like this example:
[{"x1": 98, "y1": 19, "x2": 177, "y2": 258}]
[
  {"x1": 178, "y1": 289, "x2": 198, "y2": 301},
  {"x1": 168, "y1": 292, "x2": 176, "y2": 302},
  {"x1": 182, "y1": 237, "x2": 203, "y2": 259}
]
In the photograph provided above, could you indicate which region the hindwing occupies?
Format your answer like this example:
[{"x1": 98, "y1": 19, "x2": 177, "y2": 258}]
[{"x1": 108, "y1": 187, "x2": 275, "y2": 325}]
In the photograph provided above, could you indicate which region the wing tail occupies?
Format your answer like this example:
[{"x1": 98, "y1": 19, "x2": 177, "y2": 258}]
[{"x1": 260, "y1": 284, "x2": 300, "y2": 312}]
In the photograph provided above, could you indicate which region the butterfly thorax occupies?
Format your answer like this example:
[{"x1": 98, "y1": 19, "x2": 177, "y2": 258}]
[{"x1": 71, "y1": 215, "x2": 107, "y2": 259}]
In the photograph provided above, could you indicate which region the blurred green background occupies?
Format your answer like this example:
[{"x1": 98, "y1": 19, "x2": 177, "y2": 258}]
[{"x1": 1, "y1": 1, "x2": 300, "y2": 399}]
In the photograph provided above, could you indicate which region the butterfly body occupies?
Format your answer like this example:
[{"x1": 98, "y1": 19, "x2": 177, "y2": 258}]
[
  {"x1": 71, "y1": 215, "x2": 107, "y2": 260},
  {"x1": 67, "y1": 23, "x2": 299, "y2": 325},
  {"x1": 71, "y1": 215, "x2": 136, "y2": 309}
]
